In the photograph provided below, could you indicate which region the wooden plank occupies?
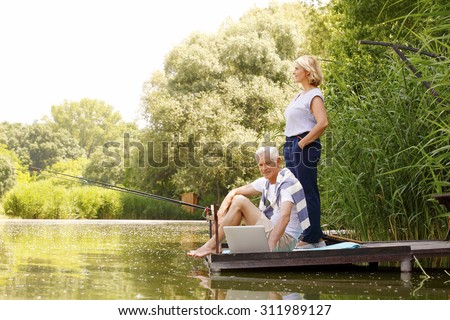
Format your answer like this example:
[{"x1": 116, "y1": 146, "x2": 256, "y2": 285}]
[
  {"x1": 207, "y1": 240, "x2": 450, "y2": 274},
  {"x1": 363, "y1": 240, "x2": 450, "y2": 258},
  {"x1": 432, "y1": 193, "x2": 450, "y2": 211},
  {"x1": 207, "y1": 245, "x2": 411, "y2": 273},
  {"x1": 323, "y1": 234, "x2": 363, "y2": 244}
]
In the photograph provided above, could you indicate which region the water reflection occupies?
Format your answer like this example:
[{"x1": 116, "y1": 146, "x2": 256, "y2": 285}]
[
  {"x1": 0, "y1": 220, "x2": 209, "y2": 299},
  {"x1": 192, "y1": 268, "x2": 450, "y2": 300},
  {"x1": 0, "y1": 220, "x2": 449, "y2": 300},
  {"x1": 191, "y1": 270, "x2": 305, "y2": 300}
]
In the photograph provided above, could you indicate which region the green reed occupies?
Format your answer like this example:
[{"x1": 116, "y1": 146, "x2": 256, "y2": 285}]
[{"x1": 321, "y1": 14, "x2": 449, "y2": 241}]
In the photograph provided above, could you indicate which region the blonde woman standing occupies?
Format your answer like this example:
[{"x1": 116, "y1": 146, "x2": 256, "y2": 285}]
[{"x1": 283, "y1": 55, "x2": 329, "y2": 249}]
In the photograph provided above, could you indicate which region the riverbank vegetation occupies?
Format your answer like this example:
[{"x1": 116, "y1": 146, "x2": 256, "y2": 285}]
[
  {"x1": 317, "y1": 0, "x2": 450, "y2": 241},
  {"x1": 2, "y1": 180, "x2": 199, "y2": 220},
  {"x1": 0, "y1": 0, "x2": 448, "y2": 239}
]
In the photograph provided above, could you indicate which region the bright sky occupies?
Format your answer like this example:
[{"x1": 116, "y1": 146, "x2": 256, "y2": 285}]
[{"x1": 0, "y1": 0, "x2": 293, "y2": 125}]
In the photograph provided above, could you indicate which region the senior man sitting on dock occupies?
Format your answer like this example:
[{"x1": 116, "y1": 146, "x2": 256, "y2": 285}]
[{"x1": 188, "y1": 146, "x2": 311, "y2": 258}]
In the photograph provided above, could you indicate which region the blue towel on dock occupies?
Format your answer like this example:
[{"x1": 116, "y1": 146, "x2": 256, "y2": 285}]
[{"x1": 292, "y1": 242, "x2": 361, "y2": 252}]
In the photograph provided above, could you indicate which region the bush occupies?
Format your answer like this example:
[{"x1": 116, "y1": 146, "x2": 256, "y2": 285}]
[
  {"x1": 2, "y1": 181, "x2": 122, "y2": 219},
  {"x1": 120, "y1": 192, "x2": 204, "y2": 220},
  {"x1": 1, "y1": 180, "x2": 201, "y2": 220}
]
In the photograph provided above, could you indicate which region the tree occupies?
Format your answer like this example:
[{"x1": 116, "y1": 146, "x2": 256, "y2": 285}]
[
  {"x1": 49, "y1": 98, "x2": 134, "y2": 157},
  {"x1": 0, "y1": 122, "x2": 85, "y2": 169},
  {"x1": 138, "y1": 0, "x2": 449, "y2": 241},
  {"x1": 0, "y1": 122, "x2": 31, "y2": 166},
  {"x1": 83, "y1": 142, "x2": 126, "y2": 186},
  {"x1": 0, "y1": 149, "x2": 16, "y2": 198},
  {"x1": 138, "y1": 4, "x2": 320, "y2": 201},
  {"x1": 25, "y1": 123, "x2": 85, "y2": 169}
]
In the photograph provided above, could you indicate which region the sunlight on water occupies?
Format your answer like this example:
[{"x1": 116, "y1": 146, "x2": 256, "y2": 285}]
[{"x1": 0, "y1": 220, "x2": 449, "y2": 300}]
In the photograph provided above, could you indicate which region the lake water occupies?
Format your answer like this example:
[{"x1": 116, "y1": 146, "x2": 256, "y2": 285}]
[{"x1": 0, "y1": 220, "x2": 449, "y2": 300}]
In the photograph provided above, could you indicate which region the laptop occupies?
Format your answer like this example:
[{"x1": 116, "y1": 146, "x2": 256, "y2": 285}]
[{"x1": 223, "y1": 225, "x2": 270, "y2": 253}]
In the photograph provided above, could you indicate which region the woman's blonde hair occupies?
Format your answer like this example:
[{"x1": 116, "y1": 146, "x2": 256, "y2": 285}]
[{"x1": 295, "y1": 55, "x2": 323, "y2": 86}]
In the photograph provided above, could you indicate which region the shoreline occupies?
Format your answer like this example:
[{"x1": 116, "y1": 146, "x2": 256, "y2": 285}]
[{"x1": 0, "y1": 217, "x2": 207, "y2": 224}]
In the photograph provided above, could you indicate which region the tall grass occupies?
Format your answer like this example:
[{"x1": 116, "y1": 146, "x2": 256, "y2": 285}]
[{"x1": 322, "y1": 25, "x2": 449, "y2": 241}]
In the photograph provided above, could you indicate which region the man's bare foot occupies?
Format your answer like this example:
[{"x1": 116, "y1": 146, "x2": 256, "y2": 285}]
[{"x1": 187, "y1": 245, "x2": 216, "y2": 258}]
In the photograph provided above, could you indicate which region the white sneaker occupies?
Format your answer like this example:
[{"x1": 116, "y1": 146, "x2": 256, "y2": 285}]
[
  {"x1": 314, "y1": 241, "x2": 326, "y2": 248},
  {"x1": 293, "y1": 241, "x2": 326, "y2": 251},
  {"x1": 294, "y1": 243, "x2": 316, "y2": 250}
]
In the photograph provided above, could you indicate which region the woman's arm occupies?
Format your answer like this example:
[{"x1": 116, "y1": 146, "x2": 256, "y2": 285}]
[{"x1": 298, "y1": 96, "x2": 329, "y2": 149}]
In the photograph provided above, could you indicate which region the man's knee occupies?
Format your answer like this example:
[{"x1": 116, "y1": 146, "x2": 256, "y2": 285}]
[{"x1": 230, "y1": 195, "x2": 250, "y2": 208}]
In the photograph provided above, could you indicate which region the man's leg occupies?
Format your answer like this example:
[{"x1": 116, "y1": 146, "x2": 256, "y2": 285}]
[{"x1": 188, "y1": 195, "x2": 261, "y2": 258}]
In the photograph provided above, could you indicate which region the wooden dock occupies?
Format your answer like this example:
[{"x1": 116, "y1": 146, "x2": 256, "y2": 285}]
[{"x1": 206, "y1": 240, "x2": 450, "y2": 274}]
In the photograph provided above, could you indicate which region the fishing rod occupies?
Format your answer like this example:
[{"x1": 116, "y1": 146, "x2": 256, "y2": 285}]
[{"x1": 29, "y1": 166, "x2": 207, "y2": 211}]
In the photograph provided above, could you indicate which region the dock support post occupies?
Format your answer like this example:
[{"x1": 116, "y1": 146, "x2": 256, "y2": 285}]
[
  {"x1": 212, "y1": 204, "x2": 219, "y2": 254},
  {"x1": 400, "y1": 259, "x2": 412, "y2": 272},
  {"x1": 207, "y1": 207, "x2": 213, "y2": 239}
]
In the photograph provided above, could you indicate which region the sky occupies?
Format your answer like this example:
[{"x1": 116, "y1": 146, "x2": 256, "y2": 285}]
[{"x1": 0, "y1": 0, "x2": 293, "y2": 125}]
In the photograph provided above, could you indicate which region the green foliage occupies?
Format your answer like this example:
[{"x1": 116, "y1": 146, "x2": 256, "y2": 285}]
[
  {"x1": 136, "y1": 0, "x2": 449, "y2": 239},
  {"x1": 3, "y1": 155, "x2": 197, "y2": 220},
  {"x1": 83, "y1": 146, "x2": 126, "y2": 185},
  {"x1": 320, "y1": 0, "x2": 449, "y2": 240},
  {"x1": 138, "y1": 4, "x2": 319, "y2": 202},
  {"x1": 0, "y1": 122, "x2": 84, "y2": 169},
  {"x1": 120, "y1": 193, "x2": 202, "y2": 220},
  {"x1": 27, "y1": 123, "x2": 85, "y2": 169},
  {"x1": 164, "y1": 33, "x2": 223, "y2": 94},
  {"x1": 48, "y1": 98, "x2": 136, "y2": 157},
  {"x1": 0, "y1": 154, "x2": 16, "y2": 198},
  {"x1": 2, "y1": 180, "x2": 122, "y2": 219},
  {"x1": 71, "y1": 186, "x2": 122, "y2": 219},
  {"x1": 0, "y1": 122, "x2": 31, "y2": 165},
  {"x1": 1, "y1": 0, "x2": 448, "y2": 241},
  {"x1": 51, "y1": 157, "x2": 89, "y2": 174},
  {"x1": 2, "y1": 175, "x2": 196, "y2": 220},
  {"x1": 3, "y1": 181, "x2": 68, "y2": 219},
  {"x1": 38, "y1": 158, "x2": 91, "y2": 188},
  {"x1": 0, "y1": 144, "x2": 35, "y2": 197}
]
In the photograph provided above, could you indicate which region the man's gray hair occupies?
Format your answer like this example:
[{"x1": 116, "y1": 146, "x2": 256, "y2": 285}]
[{"x1": 255, "y1": 146, "x2": 279, "y2": 163}]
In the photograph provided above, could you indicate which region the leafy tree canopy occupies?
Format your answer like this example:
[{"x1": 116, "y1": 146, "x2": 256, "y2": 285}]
[
  {"x1": 138, "y1": 2, "x2": 321, "y2": 201},
  {"x1": 0, "y1": 122, "x2": 85, "y2": 169},
  {"x1": 48, "y1": 98, "x2": 136, "y2": 157},
  {"x1": 0, "y1": 145, "x2": 18, "y2": 197}
]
